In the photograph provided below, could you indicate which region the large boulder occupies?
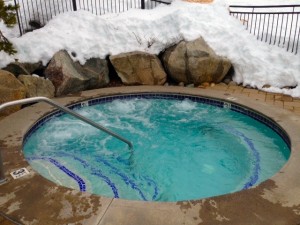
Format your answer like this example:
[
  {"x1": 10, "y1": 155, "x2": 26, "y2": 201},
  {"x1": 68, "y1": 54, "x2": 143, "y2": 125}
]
[
  {"x1": 45, "y1": 50, "x2": 109, "y2": 96},
  {"x1": 76, "y1": 58, "x2": 109, "y2": 89},
  {"x1": 22, "y1": 61, "x2": 45, "y2": 74},
  {"x1": 162, "y1": 37, "x2": 231, "y2": 85},
  {"x1": 3, "y1": 61, "x2": 44, "y2": 77},
  {"x1": 18, "y1": 75, "x2": 55, "y2": 98},
  {"x1": 0, "y1": 70, "x2": 27, "y2": 116},
  {"x1": 3, "y1": 62, "x2": 30, "y2": 76},
  {"x1": 110, "y1": 51, "x2": 166, "y2": 85}
]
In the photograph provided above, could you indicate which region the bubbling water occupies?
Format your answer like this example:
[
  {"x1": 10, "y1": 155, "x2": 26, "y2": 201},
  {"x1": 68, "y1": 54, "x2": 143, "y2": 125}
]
[{"x1": 24, "y1": 97, "x2": 290, "y2": 201}]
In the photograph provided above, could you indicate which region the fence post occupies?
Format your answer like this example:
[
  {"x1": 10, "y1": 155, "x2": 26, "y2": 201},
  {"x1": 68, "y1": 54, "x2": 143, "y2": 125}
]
[
  {"x1": 13, "y1": 0, "x2": 23, "y2": 36},
  {"x1": 141, "y1": 0, "x2": 145, "y2": 9},
  {"x1": 72, "y1": 0, "x2": 77, "y2": 11}
]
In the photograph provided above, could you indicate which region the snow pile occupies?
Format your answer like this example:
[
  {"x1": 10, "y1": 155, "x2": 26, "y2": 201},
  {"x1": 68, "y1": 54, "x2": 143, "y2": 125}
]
[{"x1": 0, "y1": 0, "x2": 299, "y2": 96}]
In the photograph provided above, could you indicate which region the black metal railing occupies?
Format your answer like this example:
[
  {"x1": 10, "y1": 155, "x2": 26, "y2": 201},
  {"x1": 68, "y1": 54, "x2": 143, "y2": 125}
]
[
  {"x1": 229, "y1": 5, "x2": 300, "y2": 55},
  {"x1": 13, "y1": 0, "x2": 171, "y2": 36}
]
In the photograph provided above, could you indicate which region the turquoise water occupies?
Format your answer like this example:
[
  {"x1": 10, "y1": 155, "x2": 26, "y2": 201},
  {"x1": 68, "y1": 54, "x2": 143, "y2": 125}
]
[{"x1": 24, "y1": 97, "x2": 290, "y2": 201}]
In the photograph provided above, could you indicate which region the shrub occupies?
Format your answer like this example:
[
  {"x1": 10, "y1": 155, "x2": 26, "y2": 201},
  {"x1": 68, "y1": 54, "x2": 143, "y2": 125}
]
[{"x1": 0, "y1": 0, "x2": 18, "y2": 55}]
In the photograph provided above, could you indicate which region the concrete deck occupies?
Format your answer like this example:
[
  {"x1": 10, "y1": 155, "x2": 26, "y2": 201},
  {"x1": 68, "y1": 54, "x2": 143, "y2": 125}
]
[{"x1": 1, "y1": 85, "x2": 300, "y2": 225}]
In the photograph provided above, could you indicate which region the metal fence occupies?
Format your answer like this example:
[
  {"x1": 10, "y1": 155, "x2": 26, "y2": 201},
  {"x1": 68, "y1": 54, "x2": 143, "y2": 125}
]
[
  {"x1": 229, "y1": 4, "x2": 300, "y2": 55},
  {"x1": 13, "y1": 0, "x2": 171, "y2": 36}
]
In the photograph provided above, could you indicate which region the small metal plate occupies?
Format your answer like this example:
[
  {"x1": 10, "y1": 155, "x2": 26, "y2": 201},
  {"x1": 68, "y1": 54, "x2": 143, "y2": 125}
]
[
  {"x1": 81, "y1": 101, "x2": 89, "y2": 107},
  {"x1": 10, "y1": 168, "x2": 30, "y2": 179},
  {"x1": 223, "y1": 102, "x2": 232, "y2": 109}
]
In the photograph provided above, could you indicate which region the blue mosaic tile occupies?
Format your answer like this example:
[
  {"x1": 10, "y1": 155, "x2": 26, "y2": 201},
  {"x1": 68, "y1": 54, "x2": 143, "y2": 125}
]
[
  {"x1": 27, "y1": 156, "x2": 86, "y2": 191},
  {"x1": 230, "y1": 103, "x2": 291, "y2": 148}
]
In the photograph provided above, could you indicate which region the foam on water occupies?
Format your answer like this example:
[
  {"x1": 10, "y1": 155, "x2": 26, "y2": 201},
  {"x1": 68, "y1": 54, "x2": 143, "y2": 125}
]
[
  {"x1": 24, "y1": 97, "x2": 290, "y2": 201},
  {"x1": 173, "y1": 98, "x2": 197, "y2": 111}
]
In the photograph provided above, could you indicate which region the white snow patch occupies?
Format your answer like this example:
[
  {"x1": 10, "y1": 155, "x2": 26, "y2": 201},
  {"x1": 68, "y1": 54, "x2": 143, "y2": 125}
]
[{"x1": 0, "y1": 0, "x2": 299, "y2": 96}]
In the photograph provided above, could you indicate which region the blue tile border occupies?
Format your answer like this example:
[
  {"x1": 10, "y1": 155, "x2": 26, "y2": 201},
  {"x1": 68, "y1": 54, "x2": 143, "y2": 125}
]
[
  {"x1": 23, "y1": 93, "x2": 291, "y2": 150},
  {"x1": 221, "y1": 125, "x2": 261, "y2": 189},
  {"x1": 27, "y1": 156, "x2": 86, "y2": 191}
]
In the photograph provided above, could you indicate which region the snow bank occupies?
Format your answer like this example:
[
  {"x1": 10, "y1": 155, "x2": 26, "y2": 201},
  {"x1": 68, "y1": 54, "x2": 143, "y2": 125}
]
[{"x1": 0, "y1": 0, "x2": 299, "y2": 96}]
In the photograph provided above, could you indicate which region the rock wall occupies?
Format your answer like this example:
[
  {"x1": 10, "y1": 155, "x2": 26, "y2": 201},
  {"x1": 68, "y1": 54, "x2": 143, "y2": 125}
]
[{"x1": 0, "y1": 36, "x2": 233, "y2": 116}]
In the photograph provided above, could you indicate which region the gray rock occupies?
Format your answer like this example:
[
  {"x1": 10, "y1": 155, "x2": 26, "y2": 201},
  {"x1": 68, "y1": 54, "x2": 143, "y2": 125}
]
[
  {"x1": 18, "y1": 75, "x2": 55, "y2": 98},
  {"x1": 0, "y1": 70, "x2": 27, "y2": 116},
  {"x1": 262, "y1": 84, "x2": 271, "y2": 88},
  {"x1": 223, "y1": 78, "x2": 232, "y2": 85},
  {"x1": 163, "y1": 42, "x2": 188, "y2": 84},
  {"x1": 3, "y1": 61, "x2": 44, "y2": 77},
  {"x1": 3, "y1": 62, "x2": 30, "y2": 76},
  {"x1": 22, "y1": 62, "x2": 44, "y2": 74},
  {"x1": 45, "y1": 50, "x2": 109, "y2": 96},
  {"x1": 228, "y1": 81, "x2": 238, "y2": 86},
  {"x1": 75, "y1": 58, "x2": 109, "y2": 89},
  {"x1": 186, "y1": 83, "x2": 195, "y2": 88},
  {"x1": 110, "y1": 51, "x2": 166, "y2": 85},
  {"x1": 281, "y1": 85, "x2": 296, "y2": 90},
  {"x1": 219, "y1": 82, "x2": 228, "y2": 86},
  {"x1": 222, "y1": 70, "x2": 233, "y2": 85},
  {"x1": 163, "y1": 37, "x2": 232, "y2": 85}
]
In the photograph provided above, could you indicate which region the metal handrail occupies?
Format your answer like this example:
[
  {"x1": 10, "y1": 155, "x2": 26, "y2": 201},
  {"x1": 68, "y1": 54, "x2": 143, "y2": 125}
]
[{"x1": 0, "y1": 97, "x2": 133, "y2": 184}]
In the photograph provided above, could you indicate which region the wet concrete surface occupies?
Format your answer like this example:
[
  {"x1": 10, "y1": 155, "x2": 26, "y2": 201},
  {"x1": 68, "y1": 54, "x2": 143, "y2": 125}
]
[{"x1": 1, "y1": 85, "x2": 300, "y2": 224}]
